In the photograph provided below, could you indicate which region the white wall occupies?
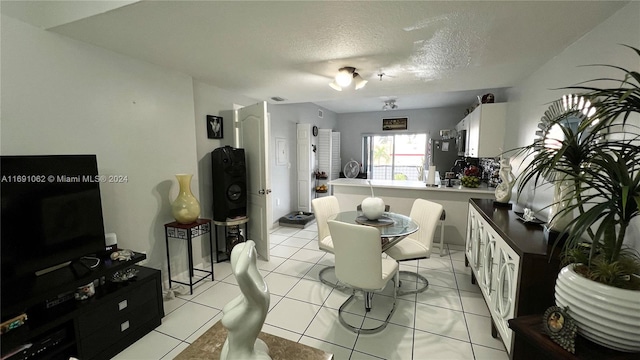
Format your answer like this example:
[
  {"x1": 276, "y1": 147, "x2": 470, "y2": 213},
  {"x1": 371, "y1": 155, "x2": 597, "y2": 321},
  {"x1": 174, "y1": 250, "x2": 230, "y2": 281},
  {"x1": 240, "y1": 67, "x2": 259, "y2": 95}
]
[
  {"x1": 504, "y1": 1, "x2": 640, "y2": 249},
  {"x1": 267, "y1": 103, "x2": 337, "y2": 222},
  {"x1": 192, "y1": 80, "x2": 257, "y2": 221},
  {"x1": 1, "y1": 15, "x2": 199, "y2": 279},
  {"x1": 336, "y1": 106, "x2": 470, "y2": 168}
]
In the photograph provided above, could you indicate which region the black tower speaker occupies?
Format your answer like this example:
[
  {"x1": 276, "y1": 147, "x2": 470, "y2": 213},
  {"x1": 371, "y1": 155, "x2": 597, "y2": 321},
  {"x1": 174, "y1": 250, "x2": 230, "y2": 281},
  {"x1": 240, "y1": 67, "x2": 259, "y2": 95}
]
[{"x1": 211, "y1": 146, "x2": 247, "y2": 221}]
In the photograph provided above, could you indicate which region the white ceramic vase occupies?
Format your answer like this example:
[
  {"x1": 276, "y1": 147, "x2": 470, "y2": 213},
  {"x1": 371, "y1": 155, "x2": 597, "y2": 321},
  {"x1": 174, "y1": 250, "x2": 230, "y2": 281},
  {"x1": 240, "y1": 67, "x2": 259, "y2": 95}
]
[{"x1": 555, "y1": 264, "x2": 640, "y2": 352}]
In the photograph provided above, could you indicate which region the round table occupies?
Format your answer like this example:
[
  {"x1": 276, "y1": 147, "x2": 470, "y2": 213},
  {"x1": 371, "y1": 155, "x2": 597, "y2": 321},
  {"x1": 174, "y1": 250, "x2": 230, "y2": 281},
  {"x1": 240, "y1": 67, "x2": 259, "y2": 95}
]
[{"x1": 328, "y1": 211, "x2": 418, "y2": 251}]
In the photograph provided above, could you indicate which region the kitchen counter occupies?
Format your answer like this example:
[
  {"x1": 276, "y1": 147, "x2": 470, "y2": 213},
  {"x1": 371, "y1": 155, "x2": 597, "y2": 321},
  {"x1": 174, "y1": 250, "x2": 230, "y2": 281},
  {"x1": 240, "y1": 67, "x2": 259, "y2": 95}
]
[
  {"x1": 330, "y1": 178, "x2": 497, "y2": 246},
  {"x1": 329, "y1": 178, "x2": 495, "y2": 194}
]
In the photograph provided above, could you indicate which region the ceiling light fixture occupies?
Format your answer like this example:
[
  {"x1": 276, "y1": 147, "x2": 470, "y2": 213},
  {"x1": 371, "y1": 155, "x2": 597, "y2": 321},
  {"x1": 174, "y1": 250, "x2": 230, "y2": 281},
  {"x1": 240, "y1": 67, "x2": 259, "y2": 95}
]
[
  {"x1": 382, "y1": 99, "x2": 398, "y2": 111},
  {"x1": 329, "y1": 66, "x2": 368, "y2": 91}
]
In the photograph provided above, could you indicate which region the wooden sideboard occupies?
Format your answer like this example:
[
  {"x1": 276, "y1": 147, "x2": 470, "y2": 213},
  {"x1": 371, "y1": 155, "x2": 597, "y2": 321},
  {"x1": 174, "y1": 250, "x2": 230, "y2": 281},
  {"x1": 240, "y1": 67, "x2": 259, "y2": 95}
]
[{"x1": 465, "y1": 198, "x2": 562, "y2": 356}]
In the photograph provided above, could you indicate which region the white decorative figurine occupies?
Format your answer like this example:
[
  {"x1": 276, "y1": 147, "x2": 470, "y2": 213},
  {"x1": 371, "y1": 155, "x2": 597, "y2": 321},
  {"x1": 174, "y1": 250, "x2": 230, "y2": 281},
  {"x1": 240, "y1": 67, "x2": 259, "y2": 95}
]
[
  {"x1": 220, "y1": 240, "x2": 271, "y2": 360},
  {"x1": 495, "y1": 158, "x2": 516, "y2": 203},
  {"x1": 361, "y1": 181, "x2": 385, "y2": 220}
]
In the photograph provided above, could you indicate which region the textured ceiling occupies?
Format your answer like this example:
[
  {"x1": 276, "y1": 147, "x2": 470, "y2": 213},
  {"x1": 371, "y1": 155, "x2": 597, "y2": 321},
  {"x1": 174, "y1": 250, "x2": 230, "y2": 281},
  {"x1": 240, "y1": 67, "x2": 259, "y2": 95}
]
[{"x1": 1, "y1": 1, "x2": 627, "y2": 113}]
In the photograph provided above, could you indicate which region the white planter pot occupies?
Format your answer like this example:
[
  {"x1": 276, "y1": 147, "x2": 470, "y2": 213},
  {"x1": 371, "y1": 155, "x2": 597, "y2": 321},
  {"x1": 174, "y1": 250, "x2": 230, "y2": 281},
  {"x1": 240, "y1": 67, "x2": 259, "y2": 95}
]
[{"x1": 555, "y1": 264, "x2": 640, "y2": 352}]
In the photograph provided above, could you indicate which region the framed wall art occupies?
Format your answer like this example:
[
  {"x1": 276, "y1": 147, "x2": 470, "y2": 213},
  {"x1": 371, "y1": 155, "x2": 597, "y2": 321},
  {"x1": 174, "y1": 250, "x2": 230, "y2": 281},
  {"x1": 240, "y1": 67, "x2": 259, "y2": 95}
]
[
  {"x1": 207, "y1": 115, "x2": 223, "y2": 139},
  {"x1": 382, "y1": 117, "x2": 408, "y2": 131}
]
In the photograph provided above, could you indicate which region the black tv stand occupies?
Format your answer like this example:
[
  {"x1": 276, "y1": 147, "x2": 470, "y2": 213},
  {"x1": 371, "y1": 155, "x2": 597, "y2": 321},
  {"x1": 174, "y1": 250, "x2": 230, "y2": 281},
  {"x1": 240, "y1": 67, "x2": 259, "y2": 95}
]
[
  {"x1": 1, "y1": 252, "x2": 164, "y2": 360},
  {"x1": 68, "y1": 256, "x2": 100, "y2": 277}
]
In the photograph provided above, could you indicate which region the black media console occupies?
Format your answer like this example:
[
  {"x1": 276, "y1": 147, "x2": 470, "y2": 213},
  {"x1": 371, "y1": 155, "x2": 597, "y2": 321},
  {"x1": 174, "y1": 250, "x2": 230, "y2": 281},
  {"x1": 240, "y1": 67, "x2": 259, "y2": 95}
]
[{"x1": 1, "y1": 252, "x2": 164, "y2": 360}]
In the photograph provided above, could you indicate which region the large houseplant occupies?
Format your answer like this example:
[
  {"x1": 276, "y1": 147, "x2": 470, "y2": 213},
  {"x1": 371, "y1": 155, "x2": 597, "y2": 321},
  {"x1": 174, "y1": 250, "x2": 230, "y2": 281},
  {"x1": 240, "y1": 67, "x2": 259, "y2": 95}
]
[{"x1": 514, "y1": 45, "x2": 640, "y2": 351}]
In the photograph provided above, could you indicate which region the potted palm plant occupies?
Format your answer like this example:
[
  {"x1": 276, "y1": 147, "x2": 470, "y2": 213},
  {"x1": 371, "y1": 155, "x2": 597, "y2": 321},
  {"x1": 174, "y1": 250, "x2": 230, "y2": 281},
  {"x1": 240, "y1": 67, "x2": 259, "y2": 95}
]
[{"x1": 514, "y1": 45, "x2": 640, "y2": 352}]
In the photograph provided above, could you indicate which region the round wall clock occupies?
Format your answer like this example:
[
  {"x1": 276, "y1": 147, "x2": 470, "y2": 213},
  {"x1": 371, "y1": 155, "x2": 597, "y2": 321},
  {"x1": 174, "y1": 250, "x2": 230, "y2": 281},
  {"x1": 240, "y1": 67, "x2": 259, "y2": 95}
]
[{"x1": 312, "y1": 125, "x2": 319, "y2": 137}]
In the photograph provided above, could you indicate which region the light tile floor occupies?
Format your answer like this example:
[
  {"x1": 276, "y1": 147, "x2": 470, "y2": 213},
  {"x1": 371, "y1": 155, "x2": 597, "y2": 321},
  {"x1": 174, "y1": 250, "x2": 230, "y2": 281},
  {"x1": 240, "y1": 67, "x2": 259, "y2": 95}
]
[{"x1": 113, "y1": 225, "x2": 509, "y2": 360}]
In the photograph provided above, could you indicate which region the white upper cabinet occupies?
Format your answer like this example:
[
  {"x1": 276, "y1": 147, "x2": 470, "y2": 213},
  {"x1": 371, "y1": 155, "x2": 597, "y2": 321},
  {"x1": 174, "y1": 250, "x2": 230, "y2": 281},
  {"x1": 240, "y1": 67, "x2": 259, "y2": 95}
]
[{"x1": 464, "y1": 103, "x2": 507, "y2": 158}]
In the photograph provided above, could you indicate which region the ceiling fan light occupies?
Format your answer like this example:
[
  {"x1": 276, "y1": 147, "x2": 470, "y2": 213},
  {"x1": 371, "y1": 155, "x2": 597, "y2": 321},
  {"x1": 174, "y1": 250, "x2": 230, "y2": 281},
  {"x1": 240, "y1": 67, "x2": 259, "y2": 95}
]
[
  {"x1": 335, "y1": 69, "x2": 353, "y2": 87},
  {"x1": 353, "y1": 73, "x2": 367, "y2": 90},
  {"x1": 329, "y1": 81, "x2": 342, "y2": 91}
]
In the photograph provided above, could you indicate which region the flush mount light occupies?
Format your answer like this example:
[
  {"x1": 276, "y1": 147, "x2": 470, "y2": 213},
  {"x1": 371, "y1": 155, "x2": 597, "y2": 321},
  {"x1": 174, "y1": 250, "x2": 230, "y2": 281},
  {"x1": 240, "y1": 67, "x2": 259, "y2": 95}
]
[
  {"x1": 329, "y1": 67, "x2": 367, "y2": 91},
  {"x1": 382, "y1": 99, "x2": 398, "y2": 111}
]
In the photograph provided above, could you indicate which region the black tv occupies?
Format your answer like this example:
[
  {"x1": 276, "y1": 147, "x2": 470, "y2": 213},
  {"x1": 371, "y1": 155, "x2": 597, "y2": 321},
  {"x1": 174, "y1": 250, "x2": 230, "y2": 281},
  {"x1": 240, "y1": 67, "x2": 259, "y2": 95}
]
[{"x1": 1, "y1": 155, "x2": 107, "y2": 281}]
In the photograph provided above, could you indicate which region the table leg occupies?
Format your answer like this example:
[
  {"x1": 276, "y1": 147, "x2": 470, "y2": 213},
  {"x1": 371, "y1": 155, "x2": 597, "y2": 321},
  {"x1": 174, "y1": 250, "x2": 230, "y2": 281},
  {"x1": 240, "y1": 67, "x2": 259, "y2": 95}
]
[
  {"x1": 208, "y1": 228, "x2": 214, "y2": 280},
  {"x1": 187, "y1": 233, "x2": 194, "y2": 295},
  {"x1": 165, "y1": 227, "x2": 173, "y2": 289},
  {"x1": 215, "y1": 225, "x2": 221, "y2": 262},
  {"x1": 439, "y1": 219, "x2": 446, "y2": 257}
]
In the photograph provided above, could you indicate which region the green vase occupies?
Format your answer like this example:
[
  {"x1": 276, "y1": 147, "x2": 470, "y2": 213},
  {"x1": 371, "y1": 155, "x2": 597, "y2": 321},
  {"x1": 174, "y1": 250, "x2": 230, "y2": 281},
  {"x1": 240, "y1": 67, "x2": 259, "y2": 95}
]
[{"x1": 171, "y1": 174, "x2": 201, "y2": 224}]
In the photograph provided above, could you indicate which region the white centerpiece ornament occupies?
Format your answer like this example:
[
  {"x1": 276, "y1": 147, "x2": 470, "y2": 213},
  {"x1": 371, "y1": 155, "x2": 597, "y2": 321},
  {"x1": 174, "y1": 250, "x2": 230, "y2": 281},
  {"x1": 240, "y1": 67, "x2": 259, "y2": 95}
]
[{"x1": 361, "y1": 181, "x2": 385, "y2": 220}]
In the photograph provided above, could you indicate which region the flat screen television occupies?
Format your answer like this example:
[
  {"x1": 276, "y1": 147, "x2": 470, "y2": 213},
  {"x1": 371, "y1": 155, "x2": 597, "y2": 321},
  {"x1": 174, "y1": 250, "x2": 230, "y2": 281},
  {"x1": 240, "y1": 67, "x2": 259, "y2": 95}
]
[{"x1": 1, "y1": 155, "x2": 107, "y2": 281}]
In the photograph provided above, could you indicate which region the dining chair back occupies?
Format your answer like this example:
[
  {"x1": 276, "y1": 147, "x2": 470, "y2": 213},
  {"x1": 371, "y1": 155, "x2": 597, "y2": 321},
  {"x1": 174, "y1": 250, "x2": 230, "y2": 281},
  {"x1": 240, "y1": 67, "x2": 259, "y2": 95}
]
[
  {"x1": 330, "y1": 220, "x2": 388, "y2": 290},
  {"x1": 384, "y1": 198, "x2": 443, "y2": 295},
  {"x1": 409, "y1": 198, "x2": 443, "y2": 256},
  {"x1": 311, "y1": 196, "x2": 343, "y2": 289},
  {"x1": 311, "y1": 196, "x2": 340, "y2": 253},
  {"x1": 328, "y1": 219, "x2": 398, "y2": 333}
]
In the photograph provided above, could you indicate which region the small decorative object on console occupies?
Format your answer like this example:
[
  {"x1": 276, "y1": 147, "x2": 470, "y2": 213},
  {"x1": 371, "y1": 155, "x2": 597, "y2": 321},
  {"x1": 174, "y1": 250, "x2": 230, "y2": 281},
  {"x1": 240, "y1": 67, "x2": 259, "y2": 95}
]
[
  {"x1": 543, "y1": 306, "x2": 577, "y2": 354},
  {"x1": 75, "y1": 282, "x2": 95, "y2": 301},
  {"x1": 514, "y1": 209, "x2": 545, "y2": 225},
  {"x1": 110, "y1": 249, "x2": 134, "y2": 261},
  {"x1": 111, "y1": 267, "x2": 140, "y2": 282}
]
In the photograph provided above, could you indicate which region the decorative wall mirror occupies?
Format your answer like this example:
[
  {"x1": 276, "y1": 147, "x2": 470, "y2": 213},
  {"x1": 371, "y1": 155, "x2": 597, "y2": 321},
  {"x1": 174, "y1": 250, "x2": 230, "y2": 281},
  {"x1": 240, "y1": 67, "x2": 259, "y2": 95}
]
[
  {"x1": 534, "y1": 94, "x2": 597, "y2": 152},
  {"x1": 529, "y1": 94, "x2": 599, "y2": 230}
]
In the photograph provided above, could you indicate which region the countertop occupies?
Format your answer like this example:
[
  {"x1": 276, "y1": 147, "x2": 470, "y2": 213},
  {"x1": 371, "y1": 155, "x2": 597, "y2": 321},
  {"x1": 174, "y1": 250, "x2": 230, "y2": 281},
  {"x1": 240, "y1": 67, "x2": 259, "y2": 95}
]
[{"x1": 329, "y1": 178, "x2": 495, "y2": 194}]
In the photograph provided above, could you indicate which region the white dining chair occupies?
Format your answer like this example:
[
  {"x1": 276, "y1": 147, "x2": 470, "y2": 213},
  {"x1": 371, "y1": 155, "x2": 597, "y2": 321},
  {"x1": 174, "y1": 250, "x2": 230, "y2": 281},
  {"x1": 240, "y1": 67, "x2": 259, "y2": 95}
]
[
  {"x1": 384, "y1": 198, "x2": 444, "y2": 295},
  {"x1": 328, "y1": 220, "x2": 399, "y2": 334},
  {"x1": 311, "y1": 196, "x2": 341, "y2": 287}
]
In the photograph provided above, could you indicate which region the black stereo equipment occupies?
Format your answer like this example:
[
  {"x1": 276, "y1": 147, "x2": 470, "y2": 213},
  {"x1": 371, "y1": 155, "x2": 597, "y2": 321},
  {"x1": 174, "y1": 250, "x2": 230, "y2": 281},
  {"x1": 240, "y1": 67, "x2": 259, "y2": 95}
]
[
  {"x1": 7, "y1": 328, "x2": 67, "y2": 360},
  {"x1": 211, "y1": 146, "x2": 247, "y2": 221}
]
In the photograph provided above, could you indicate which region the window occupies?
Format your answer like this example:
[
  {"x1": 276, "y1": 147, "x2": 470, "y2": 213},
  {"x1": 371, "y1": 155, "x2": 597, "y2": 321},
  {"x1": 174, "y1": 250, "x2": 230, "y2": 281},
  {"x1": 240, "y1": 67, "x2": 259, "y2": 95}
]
[{"x1": 363, "y1": 133, "x2": 427, "y2": 180}]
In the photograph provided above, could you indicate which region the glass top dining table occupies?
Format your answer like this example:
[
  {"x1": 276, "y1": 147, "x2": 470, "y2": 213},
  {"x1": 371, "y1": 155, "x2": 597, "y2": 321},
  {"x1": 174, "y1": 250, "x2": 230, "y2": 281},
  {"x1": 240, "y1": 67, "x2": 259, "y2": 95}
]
[{"x1": 328, "y1": 211, "x2": 419, "y2": 252}]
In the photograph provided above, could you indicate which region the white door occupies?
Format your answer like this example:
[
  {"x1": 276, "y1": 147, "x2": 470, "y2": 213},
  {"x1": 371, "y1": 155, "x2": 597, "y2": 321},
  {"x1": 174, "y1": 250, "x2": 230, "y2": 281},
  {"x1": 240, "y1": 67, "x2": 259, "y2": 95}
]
[{"x1": 237, "y1": 102, "x2": 271, "y2": 260}]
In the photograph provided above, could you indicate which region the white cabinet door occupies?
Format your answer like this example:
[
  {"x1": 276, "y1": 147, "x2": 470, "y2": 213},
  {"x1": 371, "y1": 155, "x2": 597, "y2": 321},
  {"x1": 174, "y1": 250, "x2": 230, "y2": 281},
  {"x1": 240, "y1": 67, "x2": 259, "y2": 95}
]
[
  {"x1": 492, "y1": 235, "x2": 520, "y2": 352},
  {"x1": 466, "y1": 204, "x2": 521, "y2": 354},
  {"x1": 467, "y1": 109, "x2": 480, "y2": 157},
  {"x1": 464, "y1": 103, "x2": 507, "y2": 158},
  {"x1": 465, "y1": 207, "x2": 477, "y2": 268},
  {"x1": 466, "y1": 207, "x2": 484, "y2": 271},
  {"x1": 479, "y1": 231, "x2": 497, "y2": 301}
]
